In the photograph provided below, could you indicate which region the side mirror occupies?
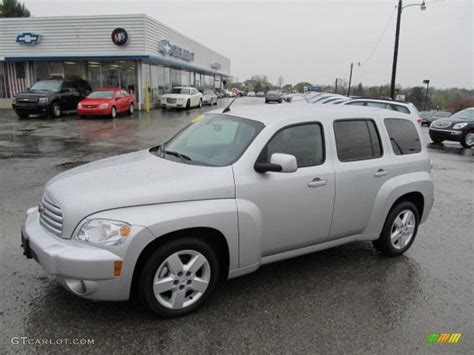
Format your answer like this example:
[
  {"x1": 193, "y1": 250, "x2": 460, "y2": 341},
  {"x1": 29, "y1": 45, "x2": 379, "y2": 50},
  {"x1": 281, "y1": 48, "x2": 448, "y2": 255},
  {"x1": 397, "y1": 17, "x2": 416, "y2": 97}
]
[{"x1": 254, "y1": 153, "x2": 298, "y2": 173}]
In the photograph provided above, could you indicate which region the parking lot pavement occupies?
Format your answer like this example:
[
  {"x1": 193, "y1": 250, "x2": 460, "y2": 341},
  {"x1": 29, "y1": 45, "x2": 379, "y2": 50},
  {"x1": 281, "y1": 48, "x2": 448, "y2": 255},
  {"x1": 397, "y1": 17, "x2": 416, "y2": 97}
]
[{"x1": 0, "y1": 98, "x2": 472, "y2": 353}]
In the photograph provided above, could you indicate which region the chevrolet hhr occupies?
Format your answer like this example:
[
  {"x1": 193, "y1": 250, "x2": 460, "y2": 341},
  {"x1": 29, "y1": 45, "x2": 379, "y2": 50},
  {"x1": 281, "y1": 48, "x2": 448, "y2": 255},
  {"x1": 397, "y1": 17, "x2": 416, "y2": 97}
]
[{"x1": 22, "y1": 105, "x2": 434, "y2": 317}]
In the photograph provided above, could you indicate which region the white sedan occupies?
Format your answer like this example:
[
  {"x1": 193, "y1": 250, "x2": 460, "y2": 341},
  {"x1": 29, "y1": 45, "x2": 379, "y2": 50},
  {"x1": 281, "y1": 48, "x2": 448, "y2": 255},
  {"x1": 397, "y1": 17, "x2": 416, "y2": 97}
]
[
  {"x1": 161, "y1": 87, "x2": 202, "y2": 109},
  {"x1": 202, "y1": 89, "x2": 218, "y2": 106}
]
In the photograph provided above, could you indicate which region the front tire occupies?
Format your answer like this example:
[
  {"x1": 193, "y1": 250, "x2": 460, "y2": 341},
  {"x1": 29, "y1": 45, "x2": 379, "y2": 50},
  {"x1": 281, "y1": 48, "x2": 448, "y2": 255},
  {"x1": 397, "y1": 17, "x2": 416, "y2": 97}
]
[
  {"x1": 111, "y1": 106, "x2": 117, "y2": 118},
  {"x1": 198, "y1": 99, "x2": 202, "y2": 108},
  {"x1": 461, "y1": 132, "x2": 474, "y2": 148},
  {"x1": 186, "y1": 100, "x2": 191, "y2": 110},
  {"x1": 139, "y1": 238, "x2": 220, "y2": 318},
  {"x1": 50, "y1": 103, "x2": 62, "y2": 118},
  {"x1": 16, "y1": 112, "x2": 29, "y2": 119},
  {"x1": 430, "y1": 137, "x2": 443, "y2": 144},
  {"x1": 128, "y1": 104, "x2": 134, "y2": 115},
  {"x1": 373, "y1": 201, "x2": 419, "y2": 256}
]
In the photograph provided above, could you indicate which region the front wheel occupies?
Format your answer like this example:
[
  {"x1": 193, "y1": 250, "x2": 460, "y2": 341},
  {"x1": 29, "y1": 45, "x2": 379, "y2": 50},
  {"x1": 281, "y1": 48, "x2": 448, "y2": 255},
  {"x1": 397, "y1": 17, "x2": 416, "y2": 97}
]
[
  {"x1": 461, "y1": 132, "x2": 474, "y2": 148},
  {"x1": 139, "y1": 238, "x2": 220, "y2": 317},
  {"x1": 430, "y1": 137, "x2": 443, "y2": 144},
  {"x1": 186, "y1": 100, "x2": 191, "y2": 110},
  {"x1": 16, "y1": 112, "x2": 29, "y2": 119},
  {"x1": 373, "y1": 201, "x2": 419, "y2": 256},
  {"x1": 50, "y1": 103, "x2": 62, "y2": 118},
  {"x1": 198, "y1": 99, "x2": 202, "y2": 108},
  {"x1": 128, "y1": 104, "x2": 134, "y2": 115},
  {"x1": 111, "y1": 106, "x2": 117, "y2": 118}
]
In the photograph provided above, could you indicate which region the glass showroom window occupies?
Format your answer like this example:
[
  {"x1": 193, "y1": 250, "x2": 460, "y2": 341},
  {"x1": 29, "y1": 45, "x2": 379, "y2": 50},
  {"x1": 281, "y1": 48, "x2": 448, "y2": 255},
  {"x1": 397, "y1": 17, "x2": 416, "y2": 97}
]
[
  {"x1": 49, "y1": 61, "x2": 64, "y2": 79},
  {"x1": 64, "y1": 61, "x2": 84, "y2": 79},
  {"x1": 171, "y1": 68, "x2": 182, "y2": 87},
  {"x1": 33, "y1": 62, "x2": 50, "y2": 81},
  {"x1": 120, "y1": 61, "x2": 137, "y2": 95},
  {"x1": 150, "y1": 64, "x2": 159, "y2": 103},
  {"x1": 102, "y1": 62, "x2": 120, "y2": 88},
  {"x1": 87, "y1": 62, "x2": 101, "y2": 89},
  {"x1": 157, "y1": 65, "x2": 170, "y2": 96}
]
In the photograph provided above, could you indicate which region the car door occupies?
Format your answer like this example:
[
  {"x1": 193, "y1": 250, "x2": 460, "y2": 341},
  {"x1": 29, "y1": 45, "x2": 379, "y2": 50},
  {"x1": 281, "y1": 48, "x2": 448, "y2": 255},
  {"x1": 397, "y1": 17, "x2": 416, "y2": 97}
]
[
  {"x1": 191, "y1": 89, "x2": 199, "y2": 106},
  {"x1": 114, "y1": 91, "x2": 124, "y2": 112},
  {"x1": 234, "y1": 122, "x2": 335, "y2": 257},
  {"x1": 60, "y1": 81, "x2": 76, "y2": 110},
  {"x1": 329, "y1": 118, "x2": 393, "y2": 240}
]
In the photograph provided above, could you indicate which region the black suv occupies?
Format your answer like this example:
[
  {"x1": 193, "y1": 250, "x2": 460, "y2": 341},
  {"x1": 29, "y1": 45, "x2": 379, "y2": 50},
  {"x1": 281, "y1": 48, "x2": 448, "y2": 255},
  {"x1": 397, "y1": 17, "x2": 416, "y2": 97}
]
[{"x1": 12, "y1": 79, "x2": 92, "y2": 118}]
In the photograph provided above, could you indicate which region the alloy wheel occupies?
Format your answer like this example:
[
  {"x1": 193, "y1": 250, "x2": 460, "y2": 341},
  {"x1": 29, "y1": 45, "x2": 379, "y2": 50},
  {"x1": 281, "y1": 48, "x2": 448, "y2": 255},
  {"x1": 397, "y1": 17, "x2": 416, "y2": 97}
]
[
  {"x1": 390, "y1": 210, "x2": 416, "y2": 250},
  {"x1": 153, "y1": 250, "x2": 211, "y2": 310},
  {"x1": 111, "y1": 107, "x2": 117, "y2": 118},
  {"x1": 465, "y1": 133, "x2": 474, "y2": 147},
  {"x1": 53, "y1": 104, "x2": 61, "y2": 118}
]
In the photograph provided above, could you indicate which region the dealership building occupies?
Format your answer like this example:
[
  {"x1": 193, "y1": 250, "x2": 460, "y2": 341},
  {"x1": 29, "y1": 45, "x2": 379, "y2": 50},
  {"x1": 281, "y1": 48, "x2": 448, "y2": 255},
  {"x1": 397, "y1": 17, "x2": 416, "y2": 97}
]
[{"x1": 0, "y1": 14, "x2": 231, "y2": 109}]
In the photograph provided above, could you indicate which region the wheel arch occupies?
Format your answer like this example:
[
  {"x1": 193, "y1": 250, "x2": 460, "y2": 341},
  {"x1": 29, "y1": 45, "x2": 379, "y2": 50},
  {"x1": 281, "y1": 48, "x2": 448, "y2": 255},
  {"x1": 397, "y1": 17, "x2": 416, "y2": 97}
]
[{"x1": 130, "y1": 226, "x2": 230, "y2": 299}]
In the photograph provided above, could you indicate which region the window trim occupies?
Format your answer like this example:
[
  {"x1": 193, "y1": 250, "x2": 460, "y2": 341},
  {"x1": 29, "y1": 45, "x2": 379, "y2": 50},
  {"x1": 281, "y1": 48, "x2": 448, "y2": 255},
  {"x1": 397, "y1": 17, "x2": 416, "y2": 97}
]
[
  {"x1": 255, "y1": 122, "x2": 326, "y2": 169},
  {"x1": 383, "y1": 117, "x2": 422, "y2": 156},
  {"x1": 333, "y1": 118, "x2": 384, "y2": 162}
]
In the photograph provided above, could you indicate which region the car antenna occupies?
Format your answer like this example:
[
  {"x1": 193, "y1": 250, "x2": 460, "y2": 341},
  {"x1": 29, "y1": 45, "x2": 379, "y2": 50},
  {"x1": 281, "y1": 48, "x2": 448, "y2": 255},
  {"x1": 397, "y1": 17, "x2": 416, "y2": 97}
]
[{"x1": 222, "y1": 97, "x2": 237, "y2": 113}]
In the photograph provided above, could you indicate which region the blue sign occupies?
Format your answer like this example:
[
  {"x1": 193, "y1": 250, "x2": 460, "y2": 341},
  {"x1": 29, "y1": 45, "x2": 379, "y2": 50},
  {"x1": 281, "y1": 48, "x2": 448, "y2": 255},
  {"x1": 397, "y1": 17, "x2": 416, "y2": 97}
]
[
  {"x1": 159, "y1": 39, "x2": 194, "y2": 62},
  {"x1": 16, "y1": 32, "x2": 41, "y2": 45},
  {"x1": 306, "y1": 86, "x2": 322, "y2": 92}
]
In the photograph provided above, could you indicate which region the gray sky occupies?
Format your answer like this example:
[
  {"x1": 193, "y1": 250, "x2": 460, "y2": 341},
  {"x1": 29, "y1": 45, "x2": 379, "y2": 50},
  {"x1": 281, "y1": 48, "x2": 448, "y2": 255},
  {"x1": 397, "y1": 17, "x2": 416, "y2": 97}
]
[{"x1": 22, "y1": 0, "x2": 473, "y2": 88}]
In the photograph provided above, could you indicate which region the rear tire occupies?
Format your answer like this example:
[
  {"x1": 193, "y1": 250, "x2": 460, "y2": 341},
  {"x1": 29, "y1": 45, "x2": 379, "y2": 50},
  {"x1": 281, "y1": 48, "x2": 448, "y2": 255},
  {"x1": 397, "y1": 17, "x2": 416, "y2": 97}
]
[
  {"x1": 139, "y1": 237, "x2": 220, "y2": 318},
  {"x1": 373, "y1": 201, "x2": 419, "y2": 257},
  {"x1": 461, "y1": 132, "x2": 474, "y2": 148}
]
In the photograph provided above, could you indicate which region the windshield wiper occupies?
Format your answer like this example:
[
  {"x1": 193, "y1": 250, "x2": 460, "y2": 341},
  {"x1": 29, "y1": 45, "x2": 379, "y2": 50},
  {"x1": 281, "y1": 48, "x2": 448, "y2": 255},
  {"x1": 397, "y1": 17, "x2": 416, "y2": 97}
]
[{"x1": 165, "y1": 150, "x2": 192, "y2": 162}]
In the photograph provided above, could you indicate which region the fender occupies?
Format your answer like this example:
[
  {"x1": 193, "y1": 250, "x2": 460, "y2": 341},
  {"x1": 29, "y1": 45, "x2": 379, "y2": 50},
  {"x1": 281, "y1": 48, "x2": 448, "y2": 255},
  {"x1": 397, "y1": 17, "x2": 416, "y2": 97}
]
[{"x1": 363, "y1": 171, "x2": 434, "y2": 236}]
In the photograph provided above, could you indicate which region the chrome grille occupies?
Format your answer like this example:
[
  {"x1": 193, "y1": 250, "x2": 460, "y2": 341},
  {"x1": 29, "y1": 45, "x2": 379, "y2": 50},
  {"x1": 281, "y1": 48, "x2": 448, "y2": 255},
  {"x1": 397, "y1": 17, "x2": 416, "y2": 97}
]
[
  {"x1": 167, "y1": 98, "x2": 177, "y2": 104},
  {"x1": 433, "y1": 120, "x2": 451, "y2": 128},
  {"x1": 39, "y1": 194, "x2": 63, "y2": 237}
]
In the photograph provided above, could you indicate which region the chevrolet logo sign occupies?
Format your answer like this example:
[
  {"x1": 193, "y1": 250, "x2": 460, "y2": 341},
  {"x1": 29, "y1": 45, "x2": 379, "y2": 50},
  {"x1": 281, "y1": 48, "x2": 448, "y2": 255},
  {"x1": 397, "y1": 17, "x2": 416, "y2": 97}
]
[{"x1": 16, "y1": 32, "x2": 41, "y2": 45}]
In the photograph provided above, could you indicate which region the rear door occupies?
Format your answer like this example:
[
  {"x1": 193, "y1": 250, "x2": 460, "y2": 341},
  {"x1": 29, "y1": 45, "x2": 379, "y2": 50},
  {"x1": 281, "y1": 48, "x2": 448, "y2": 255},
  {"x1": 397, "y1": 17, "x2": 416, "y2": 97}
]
[{"x1": 329, "y1": 118, "x2": 393, "y2": 240}]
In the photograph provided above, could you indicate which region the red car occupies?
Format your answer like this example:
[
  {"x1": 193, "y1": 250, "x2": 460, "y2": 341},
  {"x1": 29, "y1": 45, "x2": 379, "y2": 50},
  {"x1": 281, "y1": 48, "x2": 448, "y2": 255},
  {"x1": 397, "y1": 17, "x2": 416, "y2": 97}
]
[{"x1": 77, "y1": 88, "x2": 134, "y2": 118}]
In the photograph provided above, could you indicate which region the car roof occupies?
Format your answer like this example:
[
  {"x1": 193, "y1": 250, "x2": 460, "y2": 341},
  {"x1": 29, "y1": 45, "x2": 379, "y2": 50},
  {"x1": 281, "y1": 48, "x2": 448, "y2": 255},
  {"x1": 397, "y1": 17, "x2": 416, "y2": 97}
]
[
  {"x1": 214, "y1": 104, "x2": 411, "y2": 126},
  {"x1": 347, "y1": 98, "x2": 411, "y2": 107}
]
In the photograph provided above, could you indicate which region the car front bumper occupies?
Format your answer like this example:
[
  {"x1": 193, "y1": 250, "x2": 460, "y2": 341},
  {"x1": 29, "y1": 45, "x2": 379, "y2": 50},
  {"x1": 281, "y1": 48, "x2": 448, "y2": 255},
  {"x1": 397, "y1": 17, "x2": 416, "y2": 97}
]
[
  {"x1": 21, "y1": 207, "x2": 133, "y2": 301},
  {"x1": 77, "y1": 107, "x2": 112, "y2": 116},
  {"x1": 13, "y1": 103, "x2": 50, "y2": 114},
  {"x1": 161, "y1": 101, "x2": 186, "y2": 108},
  {"x1": 429, "y1": 128, "x2": 464, "y2": 142}
]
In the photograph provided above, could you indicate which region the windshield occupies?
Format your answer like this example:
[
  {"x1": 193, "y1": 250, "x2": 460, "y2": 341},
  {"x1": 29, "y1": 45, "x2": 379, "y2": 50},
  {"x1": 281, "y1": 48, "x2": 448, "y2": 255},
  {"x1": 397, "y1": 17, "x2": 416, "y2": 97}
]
[
  {"x1": 267, "y1": 91, "x2": 279, "y2": 95},
  {"x1": 30, "y1": 81, "x2": 61, "y2": 92},
  {"x1": 88, "y1": 91, "x2": 114, "y2": 99},
  {"x1": 159, "y1": 114, "x2": 264, "y2": 166},
  {"x1": 450, "y1": 109, "x2": 474, "y2": 121},
  {"x1": 172, "y1": 88, "x2": 191, "y2": 95},
  {"x1": 203, "y1": 90, "x2": 214, "y2": 95}
]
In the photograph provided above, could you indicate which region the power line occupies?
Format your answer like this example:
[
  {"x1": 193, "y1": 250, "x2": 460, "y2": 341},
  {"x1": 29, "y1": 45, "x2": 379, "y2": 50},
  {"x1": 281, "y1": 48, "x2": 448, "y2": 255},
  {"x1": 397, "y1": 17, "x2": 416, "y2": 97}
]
[{"x1": 363, "y1": 6, "x2": 397, "y2": 66}]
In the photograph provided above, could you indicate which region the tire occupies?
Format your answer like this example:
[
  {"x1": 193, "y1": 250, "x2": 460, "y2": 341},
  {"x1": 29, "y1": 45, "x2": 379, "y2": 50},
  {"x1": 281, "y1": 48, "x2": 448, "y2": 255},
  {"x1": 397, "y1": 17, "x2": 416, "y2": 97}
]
[
  {"x1": 461, "y1": 132, "x2": 474, "y2": 148},
  {"x1": 430, "y1": 137, "x2": 444, "y2": 144},
  {"x1": 199, "y1": 99, "x2": 202, "y2": 108},
  {"x1": 373, "y1": 201, "x2": 419, "y2": 257},
  {"x1": 16, "y1": 112, "x2": 29, "y2": 119},
  {"x1": 139, "y1": 237, "x2": 220, "y2": 318},
  {"x1": 111, "y1": 106, "x2": 117, "y2": 118},
  {"x1": 186, "y1": 100, "x2": 191, "y2": 110},
  {"x1": 50, "y1": 102, "x2": 61, "y2": 118},
  {"x1": 214, "y1": 99, "x2": 218, "y2": 105},
  {"x1": 129, "y1": 104, "x2": 134, "y2": 115}
]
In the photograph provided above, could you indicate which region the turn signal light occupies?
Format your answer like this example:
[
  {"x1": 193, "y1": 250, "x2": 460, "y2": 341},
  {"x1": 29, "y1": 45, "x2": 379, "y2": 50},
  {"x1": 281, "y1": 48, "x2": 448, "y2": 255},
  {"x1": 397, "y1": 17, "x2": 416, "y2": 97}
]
[
  {"x1": 114, "y1": 261, "x2": 123, "y2": 277},
  {"x1": 119, "y1": 224, "x2": 131, "y2": 237}
]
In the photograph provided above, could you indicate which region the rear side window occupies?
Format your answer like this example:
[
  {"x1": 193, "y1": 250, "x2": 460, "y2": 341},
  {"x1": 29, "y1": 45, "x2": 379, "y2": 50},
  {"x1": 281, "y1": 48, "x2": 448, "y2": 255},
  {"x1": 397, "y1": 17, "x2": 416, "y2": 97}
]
[
  {"x1": 366, "y1": 102, "x2": 389, "y2": 109},
  {"x1": 257, "y1": 123, "x2": 324, "y2": 167},
  {"x1": 391, "y1": 104, "x2": 410, "y2": 114},
  {"x1": 384, "y1": 118, "x2": 421, "y2": 155},
  {"x1": 345, "y1": 101, "x2": 365, "y2": 106},
  {"x1": 333, "y1": 119, "x2": 383, "y2": 162}
]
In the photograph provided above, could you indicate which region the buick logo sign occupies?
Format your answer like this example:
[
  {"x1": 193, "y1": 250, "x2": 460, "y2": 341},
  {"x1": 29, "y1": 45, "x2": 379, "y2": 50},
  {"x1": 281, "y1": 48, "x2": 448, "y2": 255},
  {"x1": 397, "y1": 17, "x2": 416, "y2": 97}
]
[
  {"x1": 16, "y1": 32, "x2": 41, "y2": 45},
  {"x1": 111, "y1": 28, "x2": 128, "y2": 46}
]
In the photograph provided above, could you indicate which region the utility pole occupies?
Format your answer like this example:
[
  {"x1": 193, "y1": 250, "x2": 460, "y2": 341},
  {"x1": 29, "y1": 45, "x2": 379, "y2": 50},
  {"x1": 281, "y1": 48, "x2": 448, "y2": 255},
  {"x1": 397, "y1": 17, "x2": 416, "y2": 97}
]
[
  {"x1": 423, "y1": 79, "x2": 430, "y2": 110},
  {"x1": 347, "y1": 63, "x2": 354, "y2": 97},
  {"x1": 335, "y1": 78, "x2": 338, "y2": 94},
  {"x1": 390, "y1": 0, "x2": 403, "y2": 100}
]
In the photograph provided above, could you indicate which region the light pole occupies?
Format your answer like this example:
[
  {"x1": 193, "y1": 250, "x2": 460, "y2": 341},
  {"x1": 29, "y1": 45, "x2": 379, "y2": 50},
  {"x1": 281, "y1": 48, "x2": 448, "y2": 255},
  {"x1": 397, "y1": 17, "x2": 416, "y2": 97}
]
[
  {"x1": 347, "y1": 62, "x2": 360, "y2": 97},
  {"x1": 423, "y1": 79, "x2": 430, "y2": 110},
  {"x1": 390, "y1": 0, "x2": 427, "y2": 99}
]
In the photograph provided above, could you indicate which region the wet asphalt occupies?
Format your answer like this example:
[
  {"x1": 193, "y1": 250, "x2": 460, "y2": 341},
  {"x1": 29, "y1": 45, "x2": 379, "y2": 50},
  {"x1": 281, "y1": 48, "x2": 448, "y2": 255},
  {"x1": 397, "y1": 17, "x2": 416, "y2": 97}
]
[{"x1": 0, "y1": 98, "x2": 472, "y2": 354}]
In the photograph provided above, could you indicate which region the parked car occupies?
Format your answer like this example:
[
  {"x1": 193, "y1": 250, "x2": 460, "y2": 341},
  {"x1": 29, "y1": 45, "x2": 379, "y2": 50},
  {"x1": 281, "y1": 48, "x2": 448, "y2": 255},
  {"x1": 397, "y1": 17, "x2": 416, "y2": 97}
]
[
  {"x1": 77, "y1": 88, "x2": 134, "y2": 118},
  {"x1": 12, "y1": 79, "x2": 92, "y2": 119},
  {"x1": 429, "y1": 107, "x2": 474, "y2": 148},
  {"x1": 202, "y1": 90, "x2": 218, "y2": 106},
  {"x1": 420, "y1": 111, "x2": 433, "y2": 126},
  {"x1": 265, "y1": 90, "x2": 283, "y2": 103},
  {"x1": 161, "y1": 87, "x2": 202, "y2": 109},
  {"x1": 21, "y1": 104, "x2": 433, "y2": 317},
  {"x1": 256, "y1": 91, "x2": 265, "y2": 97},
  {"x1": 422, "y1": 111, "x2": 451, "y2": 126},
  {"x1": 344, "y1": 98, "x2": 422, "y2": 125},
  {"x1": 247, "y1": 91, "x2": 256, "y2": 97}
]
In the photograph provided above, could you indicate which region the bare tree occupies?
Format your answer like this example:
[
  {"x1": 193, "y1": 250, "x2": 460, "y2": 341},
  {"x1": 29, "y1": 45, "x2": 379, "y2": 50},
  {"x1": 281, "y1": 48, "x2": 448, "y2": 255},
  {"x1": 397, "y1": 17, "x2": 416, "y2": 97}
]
[{"x1": 277, "y1": 76, "x2": 284, "y2": 89}]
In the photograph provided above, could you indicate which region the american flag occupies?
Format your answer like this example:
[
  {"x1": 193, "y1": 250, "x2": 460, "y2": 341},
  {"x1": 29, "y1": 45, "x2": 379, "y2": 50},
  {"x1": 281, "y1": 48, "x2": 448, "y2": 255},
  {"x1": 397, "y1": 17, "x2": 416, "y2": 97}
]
[{"x1": 6, "y1": 62, "x2": 27, "y2": 97}]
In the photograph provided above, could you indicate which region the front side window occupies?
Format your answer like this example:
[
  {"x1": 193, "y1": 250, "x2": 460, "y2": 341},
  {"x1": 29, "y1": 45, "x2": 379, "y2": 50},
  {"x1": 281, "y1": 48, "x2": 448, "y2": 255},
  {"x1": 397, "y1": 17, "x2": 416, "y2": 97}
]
[
  {"x1": 257, "y1": 123, "x2": 325, "y2": 167},
  {"x1": 450, "y1": 109, "x2": 474, "y2": 121},
  {"x1": 384, "y1": 118, "x2": 422, "y2": 155},
  {"x1": 334, "y1": 119, "x2": 383, "y2": 162},
  {"x1": 159, "y1": 114, "x2": 264, "y2": 166}
]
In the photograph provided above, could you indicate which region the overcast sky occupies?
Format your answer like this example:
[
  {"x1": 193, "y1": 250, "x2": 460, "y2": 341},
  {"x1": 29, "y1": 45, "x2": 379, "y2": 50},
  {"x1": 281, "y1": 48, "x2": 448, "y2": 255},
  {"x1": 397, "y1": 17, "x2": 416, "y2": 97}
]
[{"x1": 22, "y1": 0, "x2": 473, "y2": 89}]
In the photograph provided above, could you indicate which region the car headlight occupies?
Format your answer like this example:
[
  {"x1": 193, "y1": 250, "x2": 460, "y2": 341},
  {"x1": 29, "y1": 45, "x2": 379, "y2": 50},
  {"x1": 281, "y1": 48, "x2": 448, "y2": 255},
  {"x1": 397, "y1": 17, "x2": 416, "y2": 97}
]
[
  {"x1": 453, "y1": 122, "x2": 468, "y2": 129},
  {"x1": 38, "y1": 97, "x2": 49, "y2": 104},
  {"x1": 76, "y1": 219, "x2": 131, "y2": 246},
  {"x1": 99, "y1": 103, "x2": 109, "y2": 109}
]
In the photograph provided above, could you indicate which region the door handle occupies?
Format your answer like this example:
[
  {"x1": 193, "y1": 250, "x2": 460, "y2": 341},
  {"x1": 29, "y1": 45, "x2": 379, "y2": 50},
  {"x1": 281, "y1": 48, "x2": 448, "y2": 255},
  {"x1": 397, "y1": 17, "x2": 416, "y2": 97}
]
[
  {"x1": 308, "y1": 177, "x2": 327, "y2": 188},
  {"x1": 374, "y1": 169, "x2": 389, "y2": 177}
]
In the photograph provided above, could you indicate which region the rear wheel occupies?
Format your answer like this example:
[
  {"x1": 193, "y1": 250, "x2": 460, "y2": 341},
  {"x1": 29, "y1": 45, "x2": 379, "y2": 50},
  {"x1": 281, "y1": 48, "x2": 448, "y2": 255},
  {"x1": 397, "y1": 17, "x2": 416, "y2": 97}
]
[
  {"x1": 111, "y1": 106, "x2": 117, "y2": 118},
  {"x1": 373, "y1": 201, "x2": 419, "y2": 256},
  {"x1": 139, "y1": 238, "x2": 219, "y2": 317},
  {"x1": 461, "y1": 132, "x2": 474, "y2": 148}
]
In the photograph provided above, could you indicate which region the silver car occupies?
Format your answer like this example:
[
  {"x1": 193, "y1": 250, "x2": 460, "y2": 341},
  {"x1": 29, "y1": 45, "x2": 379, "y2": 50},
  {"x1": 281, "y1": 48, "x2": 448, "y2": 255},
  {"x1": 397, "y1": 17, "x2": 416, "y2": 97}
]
[{"x1": 22, "y1": 105, "x2": 434, "y2": 317}]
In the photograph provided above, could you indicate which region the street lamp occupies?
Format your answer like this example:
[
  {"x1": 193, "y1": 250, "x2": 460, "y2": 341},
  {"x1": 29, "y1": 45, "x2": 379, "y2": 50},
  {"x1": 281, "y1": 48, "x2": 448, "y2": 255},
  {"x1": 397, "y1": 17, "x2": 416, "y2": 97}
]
[
  {"x1": 390, "y1": 0, "x2": 427, "y2": 99},
  {"x1": 347, "y1": 62, "x2": 360, "y2": 97},
  {"x1": 423, "y1": 79, "x2": 430, "y2": 110}
]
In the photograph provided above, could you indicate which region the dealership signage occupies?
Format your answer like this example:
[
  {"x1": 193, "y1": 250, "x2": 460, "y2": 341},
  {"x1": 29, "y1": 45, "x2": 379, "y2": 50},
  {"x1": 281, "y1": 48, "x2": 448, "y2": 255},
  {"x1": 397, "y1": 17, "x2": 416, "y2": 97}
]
[
  {"x1": 159, "y1": 40, "x2": 194, "y2": 62},
  {"x1": 305, "y1": 86, "x2": 322, "y2": 93},
  {"x1": 211, "y1": 62, "x2": 221, "y2": 70},
  {"x1": 111, "y1": 28, "x2": 128, "y2": 46},
  {"x1": 16, "y1": 32, "x2": 41, "y2": 45}
]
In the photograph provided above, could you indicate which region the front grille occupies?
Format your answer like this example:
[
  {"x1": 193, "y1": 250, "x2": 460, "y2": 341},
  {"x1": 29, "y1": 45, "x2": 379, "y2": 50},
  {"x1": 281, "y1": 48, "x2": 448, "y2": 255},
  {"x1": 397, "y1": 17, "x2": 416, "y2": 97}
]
[
  {"x1": 39, "y1": 194, "x2": 63, "y2": 237},
  {"x1": 85, "y1": 104, "x2": 97, "y2": 108},
  {"x1": 433, "y1": 121, "x2": 451, "y2": 128},
  {"x1": 167, "y1": 98, "x2": 177, "y2": 104},
  {"x1": 17, "y1": 97, "x2": 39, "y2": 103}
]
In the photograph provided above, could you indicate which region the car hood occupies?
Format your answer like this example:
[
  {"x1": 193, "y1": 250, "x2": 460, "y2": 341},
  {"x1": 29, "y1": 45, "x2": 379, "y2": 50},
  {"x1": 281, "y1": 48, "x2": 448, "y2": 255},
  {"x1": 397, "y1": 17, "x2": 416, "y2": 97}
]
[
  {"x1": 45, "y1": 149, "x2": 235, "y2": 237},
  {"x1": 431, "y1": 119, "x2": 471, "y2": 128}
]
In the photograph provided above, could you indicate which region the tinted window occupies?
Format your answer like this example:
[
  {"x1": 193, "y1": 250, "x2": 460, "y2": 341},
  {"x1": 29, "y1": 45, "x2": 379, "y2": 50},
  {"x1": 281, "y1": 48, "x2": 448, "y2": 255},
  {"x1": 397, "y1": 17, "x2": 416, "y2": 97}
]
[
  {"x1": 366, "y1": 102, "x2": 389, "y2": 109},
  {"x1": 334, "y1": 119, "x2": 383, "y2": 162},
  {"x1": 257, "y1": 123, "x2": 324, "y2": 168},
  {"x1": 391, "y1": 104, "x2": 410, "y2": 114},
  {"x1": 346, "y1": 101, "x2": 365, "y2": 106},
  {"x1": 384, "y1": 118, "x2": 421, "y2": 155}
]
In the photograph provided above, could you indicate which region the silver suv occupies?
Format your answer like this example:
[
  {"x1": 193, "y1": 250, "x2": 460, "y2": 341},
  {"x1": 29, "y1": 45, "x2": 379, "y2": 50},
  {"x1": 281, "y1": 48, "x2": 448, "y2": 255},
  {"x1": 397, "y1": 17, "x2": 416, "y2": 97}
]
[{"x1": 21, "y1": 105, "x2": 434, "y2": 317}]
